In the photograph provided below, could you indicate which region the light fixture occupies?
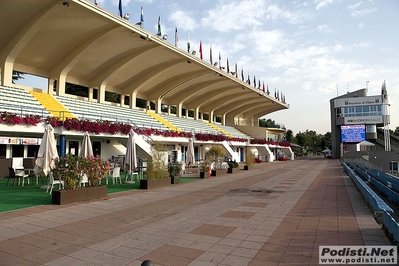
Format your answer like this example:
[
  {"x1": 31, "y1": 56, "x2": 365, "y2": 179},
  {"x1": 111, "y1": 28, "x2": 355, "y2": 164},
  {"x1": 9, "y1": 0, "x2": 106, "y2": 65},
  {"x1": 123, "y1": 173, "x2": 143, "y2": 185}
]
[
  {"x1": 162, "y1": 34, "x2": 168, "y2": 40},
  {"x1": 192, "y1": 50, "x2": 196, "y2": 55},
  {"x1": 187, "y1": 60, "x2": 191, "y2": 64},
  {"x1": 123, "y1": 13, "x2": 130, "y2": 20},
  {"x1": 62, "y1": 1, "x2": 70, "y2": 7}
]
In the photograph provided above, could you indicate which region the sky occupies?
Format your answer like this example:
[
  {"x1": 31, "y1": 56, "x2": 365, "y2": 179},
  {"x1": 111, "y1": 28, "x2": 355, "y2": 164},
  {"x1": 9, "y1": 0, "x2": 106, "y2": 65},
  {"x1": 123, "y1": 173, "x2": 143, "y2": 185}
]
[{"x1": 16, "y1": 0, "x2": 399, "y2": 135}]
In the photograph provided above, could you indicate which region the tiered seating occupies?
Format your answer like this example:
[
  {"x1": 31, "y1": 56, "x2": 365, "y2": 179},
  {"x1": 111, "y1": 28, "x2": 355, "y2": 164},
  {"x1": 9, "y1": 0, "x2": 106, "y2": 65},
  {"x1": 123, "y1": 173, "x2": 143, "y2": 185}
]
[
  {"x1": 0, "y1": 86, "x2": 50, "y2": 117},
  {"x1": 158, "y1": 114, "x2": 220, "y2": 134},
  {"x1": 54, "y1": 95, "x2": 168, "y2": 130},
  {"x1": 216, "y1": 124, "x2": 250, "y2": 139}
]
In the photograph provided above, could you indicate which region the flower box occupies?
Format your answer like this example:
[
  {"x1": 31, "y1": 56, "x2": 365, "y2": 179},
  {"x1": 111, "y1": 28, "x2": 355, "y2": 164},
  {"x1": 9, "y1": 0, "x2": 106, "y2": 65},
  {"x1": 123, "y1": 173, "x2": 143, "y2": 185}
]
[
  {"x1": 52, "y1": 185, "x2": 107, "y2": 205},
  {"x1": 243, "y1": 165, "x2": 254, "y2": 170},
  {"x1": 171, "y1": 175, "x2": 180, "y2": 184},
  {"x1": 211, "y1": 169, "x2": 226, "y2": 177},
  {"x1": 227, "y1": 168, "x2": 240, "y2": 174},
  {"x1": 140, "y1": 177, "x2": 171, "y2": 189}
]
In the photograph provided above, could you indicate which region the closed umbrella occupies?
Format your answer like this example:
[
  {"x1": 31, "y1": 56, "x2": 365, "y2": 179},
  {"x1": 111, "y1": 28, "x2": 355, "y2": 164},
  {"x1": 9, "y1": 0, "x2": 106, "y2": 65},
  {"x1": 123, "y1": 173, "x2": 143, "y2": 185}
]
[
  {"x1": 79, "y1": 131, "x2": 93, "y2": 157},
  {"x1": 185, "y1": 138, "x2": 195, "y2": 172},
  {"x1": 34, "y1": 124, "x2": 59, "y2": 189},
  {"x1": 34, "y1": 124, "x2": 59, "y2": 177},
  {"x1": 124, "y1": 128, "x2": 138, "y2": 183}
]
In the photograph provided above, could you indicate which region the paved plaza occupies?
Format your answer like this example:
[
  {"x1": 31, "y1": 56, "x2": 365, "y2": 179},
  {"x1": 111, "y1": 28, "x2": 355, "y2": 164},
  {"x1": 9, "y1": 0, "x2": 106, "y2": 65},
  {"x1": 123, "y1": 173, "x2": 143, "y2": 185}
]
[{"x1": 0, "y1": 158, "x2": 391, "y2": 265}]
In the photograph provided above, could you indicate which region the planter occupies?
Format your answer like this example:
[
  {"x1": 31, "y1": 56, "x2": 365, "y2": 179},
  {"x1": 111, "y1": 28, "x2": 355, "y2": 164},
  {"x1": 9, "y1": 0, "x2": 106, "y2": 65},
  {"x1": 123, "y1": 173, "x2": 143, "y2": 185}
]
[
  {"x1": 171, "y1": 175, "x2": 181, "y2": 184},
  {"x1": 243, "y1": 165, "x2": 254, "y2": 170},
  {"x1": 199, "y1": 171, "x2": 207, "y2": 179},
  {"x1": 52, "y1": 185, "x2": 107, "y2": 205},
  {"x1": 211, "y1": 169, "x2": 226, "y2": 177},
  {"x1": 227, "y1": 167, "x2": 240, "y2": 174},
  {"x1": 140, "y1": 177, "x2": 171, "y2": 189}
]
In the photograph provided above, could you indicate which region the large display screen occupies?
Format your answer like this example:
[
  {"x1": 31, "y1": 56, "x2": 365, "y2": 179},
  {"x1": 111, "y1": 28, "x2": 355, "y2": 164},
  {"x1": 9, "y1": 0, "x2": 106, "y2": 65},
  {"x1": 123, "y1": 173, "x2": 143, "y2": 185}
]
[{"x1": 341, "y1": 125, "x2": 366, "y2": 143}]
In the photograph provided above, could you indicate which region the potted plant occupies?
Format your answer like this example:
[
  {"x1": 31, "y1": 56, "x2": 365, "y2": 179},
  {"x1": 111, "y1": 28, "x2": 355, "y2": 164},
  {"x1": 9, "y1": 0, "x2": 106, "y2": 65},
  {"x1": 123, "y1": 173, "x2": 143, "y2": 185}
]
[
  {"x1": 244, "y1": 148, "x2": 255, "y2": 170},
  {"x1": 140, "y1": 142, "x2": 170, "y2": 189},
  {"x1": 199, "y1": 158, "x2": 211, "y2": 178},
  {"x1": 51, "y1": 154, "x2": 110, "y2": 205},
  {"x1": 206, "y1": 145, "x2": 227, "y2": 176},
  {"x1": 168, "y1": 162, "x2": 182, "y2": 184},
  {"x1": 227, "y1": 160, "x2": 240, "y2": 174}
]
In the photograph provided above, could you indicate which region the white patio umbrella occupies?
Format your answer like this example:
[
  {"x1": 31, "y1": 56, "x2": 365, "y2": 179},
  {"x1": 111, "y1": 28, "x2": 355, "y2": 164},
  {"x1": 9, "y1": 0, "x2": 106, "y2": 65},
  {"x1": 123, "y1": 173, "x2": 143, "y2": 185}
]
[
  {"x1": 185, "y1": 138, "x2": 195, "y2": 171},
  {"x1": 34, "y1": 124, "x2": 59, "y2": 177},
  {"x1": 124, "y1": 128, "x2": 137, "y2": 183},
  {"x1": 79, "y1": 131, "x2": 93, "y2": 157}
]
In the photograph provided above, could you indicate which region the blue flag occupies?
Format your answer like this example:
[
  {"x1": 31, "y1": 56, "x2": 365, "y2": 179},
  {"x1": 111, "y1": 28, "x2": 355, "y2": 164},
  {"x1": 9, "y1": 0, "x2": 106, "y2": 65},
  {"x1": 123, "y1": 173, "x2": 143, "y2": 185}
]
[{"x1": 118, "y1": 0, "x2": 122, "y2": 17}]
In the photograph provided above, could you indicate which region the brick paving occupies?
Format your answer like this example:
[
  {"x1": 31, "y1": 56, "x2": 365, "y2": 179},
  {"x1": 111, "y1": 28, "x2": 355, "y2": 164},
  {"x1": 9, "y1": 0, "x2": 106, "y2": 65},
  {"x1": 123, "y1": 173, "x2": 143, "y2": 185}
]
[{"x1": 0, "y1": 158, "x2": 391, "y2": 266}]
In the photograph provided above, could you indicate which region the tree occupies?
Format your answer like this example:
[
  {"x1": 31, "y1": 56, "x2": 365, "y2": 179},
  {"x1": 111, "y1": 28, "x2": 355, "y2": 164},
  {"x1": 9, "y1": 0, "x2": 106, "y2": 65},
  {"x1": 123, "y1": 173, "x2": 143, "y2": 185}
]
[
  {"x1": 259, "y1": 118, "x2": 280, "y2": 128},
  {"x1": 12, "y1": 71, "x2": 24, "y2": 83},
  {"x1": 283, "y1": 129, "x2": 294, "y2": 142}
]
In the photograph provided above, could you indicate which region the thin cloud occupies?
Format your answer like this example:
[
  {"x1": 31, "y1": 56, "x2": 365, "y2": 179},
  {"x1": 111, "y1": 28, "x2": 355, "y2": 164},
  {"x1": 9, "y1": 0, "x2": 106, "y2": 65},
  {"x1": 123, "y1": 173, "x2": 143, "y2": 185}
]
[
  {"x1": 348, "y1": 2, "x2": 361, "y2": 9},
  {"x1": 315, "y1": 0, "x2": 334, "y2": 10},
  {"x1": 351, "y1": 7, "x2": 377, "y2": 17},
  {"x1": 169, "y1": 10, "x2": 199, "y2": 31},
  {"x1": 201, "y1": 0, "x2": 266, "y2": 32}
]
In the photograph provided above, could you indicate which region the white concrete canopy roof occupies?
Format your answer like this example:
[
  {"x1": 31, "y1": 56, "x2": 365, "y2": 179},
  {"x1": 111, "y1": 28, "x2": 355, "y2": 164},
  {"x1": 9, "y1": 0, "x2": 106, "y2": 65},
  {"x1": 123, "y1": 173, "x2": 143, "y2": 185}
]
[{"x1": 0, "y1": 0, "x2": 289, "y2": 125}]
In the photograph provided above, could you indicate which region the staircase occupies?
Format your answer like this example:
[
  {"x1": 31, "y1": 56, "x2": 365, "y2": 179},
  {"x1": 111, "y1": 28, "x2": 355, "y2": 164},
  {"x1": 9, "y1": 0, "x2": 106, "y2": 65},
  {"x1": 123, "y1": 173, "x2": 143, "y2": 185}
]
[
  {"x1": 30, "y1": 91, "x2": 74, "y2": 120},
  {"x1": 146, "y1": 111, "x2": 181, "y2": 132},
  {"x1": 206, "y1": 122, "x2": 233, "y2": 138}
]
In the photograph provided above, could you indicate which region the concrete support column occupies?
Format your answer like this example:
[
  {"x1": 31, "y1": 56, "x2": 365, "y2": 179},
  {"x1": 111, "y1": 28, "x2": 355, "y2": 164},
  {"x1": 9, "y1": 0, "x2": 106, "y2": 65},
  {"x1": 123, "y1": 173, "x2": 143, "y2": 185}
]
[{"x1": 1, "y1": 60, "x2": 13, "y2": 87}]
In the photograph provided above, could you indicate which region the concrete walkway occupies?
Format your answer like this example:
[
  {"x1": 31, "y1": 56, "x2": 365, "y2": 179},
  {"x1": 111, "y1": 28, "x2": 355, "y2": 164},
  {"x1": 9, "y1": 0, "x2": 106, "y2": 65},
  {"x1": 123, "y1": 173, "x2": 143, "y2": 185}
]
[{"x1": 0, "y1": 158, "x2": 391, "y2": 266}]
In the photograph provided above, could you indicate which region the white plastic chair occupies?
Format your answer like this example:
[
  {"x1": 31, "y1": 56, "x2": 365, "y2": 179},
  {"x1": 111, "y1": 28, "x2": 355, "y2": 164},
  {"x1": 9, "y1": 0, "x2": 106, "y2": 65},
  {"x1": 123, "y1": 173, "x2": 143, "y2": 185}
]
[
  {"x1": 80, "y1": 173, "x2": 89, "y2": 187},
  {"x1": 46, "y1": 172, "x2": 64, "y2": 194},
  {"x1": 105, "y1": 167, "x2": 121, "y2": 185},
  {"x1": 180, "y1": 163, "x2": 186, "y2": 175}
]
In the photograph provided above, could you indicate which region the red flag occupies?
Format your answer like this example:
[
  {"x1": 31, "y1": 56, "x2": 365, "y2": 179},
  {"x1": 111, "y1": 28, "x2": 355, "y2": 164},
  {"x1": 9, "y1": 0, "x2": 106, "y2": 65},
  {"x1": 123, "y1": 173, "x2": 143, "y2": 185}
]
[
  {"x1": 263, "y1": 82, "x2": 265, "y2": 93},
  {"x1": 175, "y1": 27, "x2": 178, "y2": 46},
  {"x1": 199, "y1": 41, "x2": 203, "y2": 60}
]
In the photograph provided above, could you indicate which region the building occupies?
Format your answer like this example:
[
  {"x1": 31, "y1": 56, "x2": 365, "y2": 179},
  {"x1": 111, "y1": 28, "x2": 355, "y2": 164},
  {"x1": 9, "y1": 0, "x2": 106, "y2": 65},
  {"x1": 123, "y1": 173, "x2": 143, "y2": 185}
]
[{"x1": 329, "y1": 86, "x2": 390, "y2": 159}]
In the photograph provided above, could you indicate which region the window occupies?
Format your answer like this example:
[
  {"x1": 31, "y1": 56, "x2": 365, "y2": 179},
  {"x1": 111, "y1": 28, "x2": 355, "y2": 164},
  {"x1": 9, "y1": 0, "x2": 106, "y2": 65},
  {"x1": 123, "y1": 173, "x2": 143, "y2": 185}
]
[
  {"x1": 0, "y1": 144, "x2": 6, "y2": 158},
  {"x1": 27, "y1": 145, "x2": 39, "y2": 158},
  {"x1": 12, "y1": 145, "x2": 24, "y2": 157}
]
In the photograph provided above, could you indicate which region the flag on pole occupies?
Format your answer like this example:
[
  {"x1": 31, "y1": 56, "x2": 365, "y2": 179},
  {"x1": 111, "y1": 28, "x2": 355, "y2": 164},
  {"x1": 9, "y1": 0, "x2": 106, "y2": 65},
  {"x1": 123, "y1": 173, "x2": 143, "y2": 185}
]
[
  {"x1": 262, "y1": 82, "x2": 265, "y2": 93},
  {"x1": 136, "y1": 6, "x2": 144, "y2": 27},
  {"x1": 187, "y1": 32, "x2": 190, "y2": 53},
  {"x1": 258, "y1": 80, "x2": 261, "y2": 90},
  {"x1": 253, "y1": 76, "x2": 256, "y2": 87},
  {"x1": 241, "y1": 68, "x2": 244, "y2": 81},
  {"x1": 118, "y1": 0, "x2": 122, "y2": 17},
  {"x1": 226, "y1": 58, "x2": 229, "y2": 73},
  {"x1": 235, "y1": 63, "x2": 238, "y2": 78},
  {"x1": 247, "y1": 71, "x2": 250, "y2": 85},
  {"x1": 219, "y1": 52, "x2": 221, "y2": 70},
  {"x1": 210, "y1": 46, "x2": 213, "y2": 64},
  {"x1": 267, "y1": 85, "x2": 270, "y2": 95},
  {"x1": 199, "y1": 41, "x2": 203, "y2": 60},
  {"x1": 156, "y1": 16, "x2": 162, "y2": 36},
  {"x1": 175, "y1": 27, "x2": 178, "y2": 46},
  {"x1": 94, "y1": 0, "x2": 98, "y2": 6},
  {"x1": 382, "y1": 80, "x2": 388, "y2": 103},
  {"x1": 140, "y1": 6, "x2": 144, "y2": 25}
]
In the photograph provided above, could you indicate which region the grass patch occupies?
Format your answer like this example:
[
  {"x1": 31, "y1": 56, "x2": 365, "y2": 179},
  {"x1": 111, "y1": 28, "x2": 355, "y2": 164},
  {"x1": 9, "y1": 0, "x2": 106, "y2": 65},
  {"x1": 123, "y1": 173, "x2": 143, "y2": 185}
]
[{"x1": 0, "y1": 172, "x2": 200, "y2": 213}]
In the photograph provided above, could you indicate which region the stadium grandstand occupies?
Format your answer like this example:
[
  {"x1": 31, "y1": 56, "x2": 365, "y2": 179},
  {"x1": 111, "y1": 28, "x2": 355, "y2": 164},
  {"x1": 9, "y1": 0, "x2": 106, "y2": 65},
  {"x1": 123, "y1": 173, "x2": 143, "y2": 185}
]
[{"x1": 0, "y1": 0, "x2": 292, "y2": 178}]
